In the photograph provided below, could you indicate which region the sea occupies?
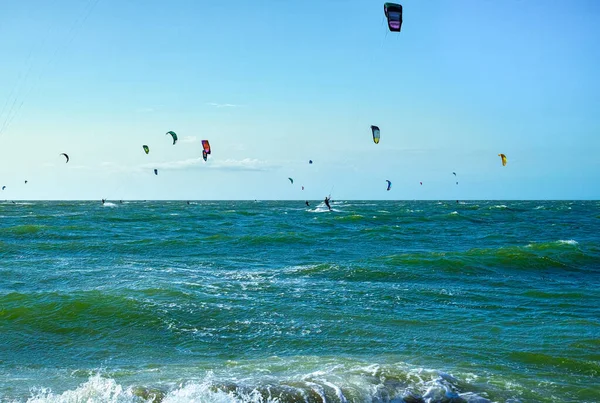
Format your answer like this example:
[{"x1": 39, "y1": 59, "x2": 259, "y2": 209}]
[{"x1": 0, "y1": 200, "x2": 598, "y2": 403}]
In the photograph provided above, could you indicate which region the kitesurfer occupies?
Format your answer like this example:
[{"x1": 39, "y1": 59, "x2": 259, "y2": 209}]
[
  {"x1": 324, "y1": 196, "x2": 331, "y2": 211},
  {"x1": 305, "y1": 201, "x2": 310, "y2": 207},
  {"x1": 101, "y1": 199, "x2": 106, "y2": 205}
]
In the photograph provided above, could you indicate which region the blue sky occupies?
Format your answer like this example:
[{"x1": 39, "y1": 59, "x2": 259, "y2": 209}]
[{"x1": 0, "y1": 0, "x2": 598, "y2": 200}]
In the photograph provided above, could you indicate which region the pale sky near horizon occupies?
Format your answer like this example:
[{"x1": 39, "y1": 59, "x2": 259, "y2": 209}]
[{"x1": 0, "y1": 0, "x2": 598, "y2": 200}]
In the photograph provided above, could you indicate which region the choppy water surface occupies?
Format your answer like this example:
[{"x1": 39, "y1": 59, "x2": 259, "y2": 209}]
[{"x1": 0, "y1": 200, "x2": 599, "y2": 402}]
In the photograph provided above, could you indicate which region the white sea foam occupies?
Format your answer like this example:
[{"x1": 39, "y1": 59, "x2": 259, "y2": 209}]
[
  {"x1": 525, "y1": 239, "x2": 579, "y2": 248},
  {"x1": 557, "y1": 239, "x2": 578, "y2": 245},
  {"x1": 19, "y1": 363, "x2": 504, "y2": 403}
]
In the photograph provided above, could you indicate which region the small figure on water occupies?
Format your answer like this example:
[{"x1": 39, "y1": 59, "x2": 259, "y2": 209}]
[{"x1": 324, "y1": 196, "x2": 331, "y2": 211}]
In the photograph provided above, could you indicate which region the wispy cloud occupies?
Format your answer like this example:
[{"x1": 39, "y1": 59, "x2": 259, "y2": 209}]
[
  {"x1": 135, "y1": 107, "x2": 155, "y2": 113},
  {"x1": 206, "y1": 102, "x2": 243, "y2": 108},
  {"x1": 143, "y1": 158, "x2": 277, "y2": 172},
  {"x1": 211, "y1": 158, "x2": 277, "y2": 171},
  {"x1": 142, "y1": 158, "x2": 202, "y2": 171},
  {"x1": 68, "y1": 165, "x2": 97, "y2": 171},
  {"x1": 99, "y1": 161, "x2": 128, "y2": 174},
  {"x1": 180, "y1": 136, "x2": 199, "y2": 144}
]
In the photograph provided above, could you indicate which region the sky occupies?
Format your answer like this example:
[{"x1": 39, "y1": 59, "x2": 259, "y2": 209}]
[{"x1": 0, "y1": 0, "x2": 599, "y2": 200}]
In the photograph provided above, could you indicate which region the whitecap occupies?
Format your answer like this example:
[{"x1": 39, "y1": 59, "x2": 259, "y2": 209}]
[{"x1": 557, "y1": 239, "x2": 578, "y2": 245}]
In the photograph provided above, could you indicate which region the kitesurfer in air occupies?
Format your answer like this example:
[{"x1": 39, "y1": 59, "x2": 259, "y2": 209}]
[
  {"x1": 305, "y1": 201, "x2": 310, "y2": 207},
  {"x1": 324, "y1": 196, "x2": 331, "y2": 211}
]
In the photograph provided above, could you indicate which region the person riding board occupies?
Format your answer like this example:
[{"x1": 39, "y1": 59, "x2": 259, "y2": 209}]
[{"x1": 324, "y1": 196, "x2": 331, "y2": 211}]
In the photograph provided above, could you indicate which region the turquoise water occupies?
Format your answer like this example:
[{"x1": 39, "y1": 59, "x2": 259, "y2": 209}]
[{"x1": 0, "y1": 200, "x2": 599, "y2": 402}]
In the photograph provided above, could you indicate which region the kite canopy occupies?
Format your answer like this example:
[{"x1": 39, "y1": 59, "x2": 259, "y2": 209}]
[
  {"x1": 386, "y1": 180, "x2": 392, "y2": 191},
  {"x1": 1, "y1": 186, "x2": 5, "y2": 190},
  {"x1": 498, "y1": 153, "x2": 507, "y2": 166},
  {"x1": 154, "y1": 169, "x2": 158, "y2": 175},
  {"x1": 384, "y1": 3, "x2": 403, "y2": 32},
  {"x1": 309, "y1": 160, "x2": 313, "y2": 164},
  {"x1": 60, "y1": 153, "x2": 69, "y2": 163},
  {"x1": 202, "y1": 140, "x2": 211, "y2": 155},
  {"x1": 371, "y1": 125, "x2": 380, "y2": 144},
  {"x1": 143, "y1": 145, "x2": 150, "y2": 154},
  {"x1": 166, "y1": 131, "x2": 178, "y2": 145},
  {"x1": 453, "y1": 172, "x2": 456, "y2": 176},
  {"x1": 288, "y1": 177, "x2": 294, "y2": 184}
]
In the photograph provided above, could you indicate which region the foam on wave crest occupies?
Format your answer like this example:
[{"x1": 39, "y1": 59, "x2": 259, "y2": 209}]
[{"x1": 18, "y1": 362, "x2": 523, "y2": 403}]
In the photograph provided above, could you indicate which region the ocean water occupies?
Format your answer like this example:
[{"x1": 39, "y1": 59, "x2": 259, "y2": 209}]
[{"x1": 0, "y1": 200, "x2": 599, "y2": 403}]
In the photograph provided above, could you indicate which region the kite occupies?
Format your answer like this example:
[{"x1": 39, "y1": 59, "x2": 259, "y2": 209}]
[
  {"x1": 24, "y1": 180, "x2": 28, "y2": 184},
  {"x1": 384, "y1": 3, "x2": 403, "y2": 32},
  {"x1": 166, "y1": 131, "x2": 178, "y2": 145},
  {"x1": 143, "y1": 145, "x2": 149, "y2": 154},
  {"x1": 302, "y1": 186, "x2": 305, "y2": 190},
  {"x1": 420, "y1": 182, "x2": 423, "y2": 185},
  {"x1": 371, "y1": 125, "x2": 380, "y2": 144},
  {"x1": 202, "y1": 150, "x2": 208, "y2": 162},
  {"x1": 202, "y1": 140, "x2": 211, "y2": 155},
  {"x1": 309, "y1": 160, "x2": 313, "y2": 164},
  {"x1": 59, "y1": 153, "x2": 69, "y2": 163},
  {"x1": 154, "y1": 169, "x2": 158, "y2": 175},
  {"x1": 453, "y1": 172, "x2": 456, "y2": 176},
  {"x1": 386, "y1": 180, "x2": 392, "y2": 191},
  {"x1": 1, "y1": 186, "x2": 5, "y2": 190},
  {"x1": 288, "y1": 178, "x2": 294, "y2": 184},
  {"x1": 498, "y1": 153, "x2": 507, "y2": 166}
]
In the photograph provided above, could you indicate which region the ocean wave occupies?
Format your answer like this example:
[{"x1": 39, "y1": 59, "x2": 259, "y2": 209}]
[
  {"x1": 16, "y1": 360, "x2": 526, "y2": 403},
  {"x1": 0, "y1": 224, "x2": 46, "y2": 236},
  {"x1": 525, "y1": 240, "x2": 579, "y2": 249},
  {"x1": 237, "y1": 232, "x2": 312, "y2": 245},
  {"x1": 333, "y1": 214, "x2": 365, "y2": 223},
  {"x1": 382, "y1": 242, "x2": 596, "y2": 274}
]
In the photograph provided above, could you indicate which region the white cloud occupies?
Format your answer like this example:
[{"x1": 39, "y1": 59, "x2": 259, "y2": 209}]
[
  {"x1": 143, "y1": 158, "x2": 202, "y2": 171},
  {"x1": 210, "y1": 158, "x2": 276, "y2": 171},
  {"x1": 142, "y1": 157, "x2": 276, "y2": 172},
  {"x1": 180, "y1": 136, "x2": 199, "y2": 144},
  {"x1": 206, "y1": 102, "x2": 243, "y2": 108},
  {"x1": 68, "y1": 165, "x2": 96, "y2": 171}
]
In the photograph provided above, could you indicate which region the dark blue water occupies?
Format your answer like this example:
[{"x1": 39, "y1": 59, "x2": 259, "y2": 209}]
[{"x1": 0, "y1": 200, "x2": 598, "y2": 402}]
